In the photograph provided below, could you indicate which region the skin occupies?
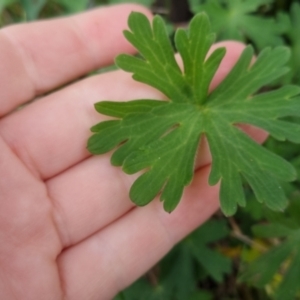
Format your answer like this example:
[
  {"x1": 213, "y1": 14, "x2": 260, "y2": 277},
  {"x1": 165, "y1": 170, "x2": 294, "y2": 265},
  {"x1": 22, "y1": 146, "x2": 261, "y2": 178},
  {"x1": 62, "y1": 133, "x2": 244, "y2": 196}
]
[{"x1": 0, "y1": 4, "x2": 267, "y2": 300}]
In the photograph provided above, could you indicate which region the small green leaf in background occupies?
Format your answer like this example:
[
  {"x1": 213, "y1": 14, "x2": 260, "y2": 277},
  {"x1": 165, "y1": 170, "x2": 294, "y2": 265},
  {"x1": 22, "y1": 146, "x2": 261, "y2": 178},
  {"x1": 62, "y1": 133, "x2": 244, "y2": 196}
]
[
  {"x1": 186, "y1": 220, "x2": 232, "y2": 282},
  {"x1": 188, "y1": 0, "x2": 285, "y2": 50},
  {"x1": 252, "y1": 223, "x2": 293, "y2": 238},
  {"x1": 282, "y1": 2, "x2": 300, "y2": 85},
  {"x1": 240, "y1": 198, "x2": 300, "y2": 300},
  {"x1": 240, "y1": 228, "x2": 300, "y2": 300},
  {"x1": 88, "y1": 11, "x2": 300, "y2": 215},
  {"x1": 20, "y1": 0, "x2": 47, "y2": 20},
  {"x1": 53, "y1": 0, "x2": 89, "y2": 13},
  {"x1": 0, "y1": 0, "x2": 16, "y2": 12}
]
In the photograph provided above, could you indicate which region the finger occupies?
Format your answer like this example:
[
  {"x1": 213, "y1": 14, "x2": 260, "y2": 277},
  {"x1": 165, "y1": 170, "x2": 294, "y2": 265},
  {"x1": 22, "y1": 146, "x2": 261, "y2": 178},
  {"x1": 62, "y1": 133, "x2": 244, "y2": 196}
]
[
  {"x1": 57, "y1": 166, "x2": 219, "y2": 300},
  {"x1": 0, "y1": 138, "x2": 63, "y2": 299},
  {"x1": 0, "y1": 41, "x2": 247, "y2": 181},
  {"x1": 0, "y1": 4, "x2": 151, "y2": 116}
]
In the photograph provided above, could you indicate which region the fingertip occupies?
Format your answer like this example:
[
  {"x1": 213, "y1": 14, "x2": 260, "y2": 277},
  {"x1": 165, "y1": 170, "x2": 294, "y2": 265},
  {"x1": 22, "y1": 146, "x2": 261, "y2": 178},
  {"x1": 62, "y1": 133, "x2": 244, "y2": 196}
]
[{"x1": 70, "y1": 4, "x2": 153, "y2": 67}]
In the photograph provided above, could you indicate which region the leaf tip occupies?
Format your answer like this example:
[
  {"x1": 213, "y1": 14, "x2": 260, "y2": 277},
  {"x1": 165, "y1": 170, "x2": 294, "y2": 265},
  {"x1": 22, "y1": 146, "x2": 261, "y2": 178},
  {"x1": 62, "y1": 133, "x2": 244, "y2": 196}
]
[{"x1": 222, "y1": 207, "x2": 237, "y2": 217}]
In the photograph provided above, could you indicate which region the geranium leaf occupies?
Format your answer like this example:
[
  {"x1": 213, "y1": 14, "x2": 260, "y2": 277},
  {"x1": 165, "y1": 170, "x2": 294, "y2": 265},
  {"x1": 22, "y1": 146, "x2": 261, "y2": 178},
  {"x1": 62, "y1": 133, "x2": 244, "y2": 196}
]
[{"x1": 87, "y1": 12, "x2": 300, "y2": 215}]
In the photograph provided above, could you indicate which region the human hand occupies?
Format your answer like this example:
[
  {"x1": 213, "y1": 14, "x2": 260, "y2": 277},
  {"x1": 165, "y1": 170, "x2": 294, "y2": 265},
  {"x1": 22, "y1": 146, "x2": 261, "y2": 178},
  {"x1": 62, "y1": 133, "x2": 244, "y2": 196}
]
[{"x1": 0, "y1": 4, "x2": 265, "y2": 300}]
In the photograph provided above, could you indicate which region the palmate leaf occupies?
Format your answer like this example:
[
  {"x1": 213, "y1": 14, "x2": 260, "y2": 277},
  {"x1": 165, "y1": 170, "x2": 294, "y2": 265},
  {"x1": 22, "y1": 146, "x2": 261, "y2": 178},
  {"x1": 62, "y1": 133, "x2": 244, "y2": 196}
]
[
  {"x1": 188, "y1": 0, "x2": 286, "y2": 50},
  {"x1": 88, "y1": 12, "x2": 300, "y2": 216}
]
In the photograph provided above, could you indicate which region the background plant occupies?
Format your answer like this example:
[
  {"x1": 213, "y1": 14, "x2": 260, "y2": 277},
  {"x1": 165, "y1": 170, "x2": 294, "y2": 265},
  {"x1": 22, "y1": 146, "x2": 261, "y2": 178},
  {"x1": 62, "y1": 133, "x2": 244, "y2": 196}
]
[{"x1": 2, "y1": 0, "x2": 299, "y2": 299}]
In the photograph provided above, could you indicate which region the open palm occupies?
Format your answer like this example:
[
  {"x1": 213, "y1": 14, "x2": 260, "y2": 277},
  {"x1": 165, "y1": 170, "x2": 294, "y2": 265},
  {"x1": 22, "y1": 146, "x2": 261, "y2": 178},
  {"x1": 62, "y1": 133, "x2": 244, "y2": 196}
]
[{"x1": 0, "y1": 4, "x2": 261, "y2": 300}]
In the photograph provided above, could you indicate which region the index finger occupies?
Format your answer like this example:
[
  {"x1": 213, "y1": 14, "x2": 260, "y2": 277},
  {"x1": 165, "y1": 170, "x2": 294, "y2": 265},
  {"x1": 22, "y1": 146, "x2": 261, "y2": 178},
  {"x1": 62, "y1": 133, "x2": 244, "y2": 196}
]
[{"x1": 0, "y1": 4, "x2": 151, "y2": 116}]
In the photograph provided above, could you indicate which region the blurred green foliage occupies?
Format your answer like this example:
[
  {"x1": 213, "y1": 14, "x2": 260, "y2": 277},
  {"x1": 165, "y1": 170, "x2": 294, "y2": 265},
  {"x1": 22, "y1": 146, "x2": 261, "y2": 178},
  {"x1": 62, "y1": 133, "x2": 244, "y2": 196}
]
[
  {"x1": 0, "y1": 0, "x2": 156, "y2": 24},
  {"x1": 1, "y1": 0, "x2": 300, "y2": 299}
]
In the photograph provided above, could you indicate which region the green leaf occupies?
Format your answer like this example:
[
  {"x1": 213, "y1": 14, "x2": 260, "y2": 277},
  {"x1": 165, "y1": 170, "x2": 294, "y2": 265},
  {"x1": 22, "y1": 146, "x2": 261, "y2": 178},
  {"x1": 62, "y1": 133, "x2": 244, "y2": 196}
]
[
  {"x1": 19, "y1": 0, "x2": 47, "y2": 20},
  {"x1": 240, "y1": 241, "x2": 292, "y2": 287},
  {"x1": 187, "y1": 220, "x2": 231, "y2": 282},
  {"x1": 240, "y1": 229, "x2": 300, "y2": 300},
  {"x1": 252, "y1": 223, "x2": 293, "y2": 238},
  {"x1": 88, "y1": 12, "x2": 300, "y2": 215},
  {"x1": 0, "y1": 0, "x2": 16, "y2": 12},
  {"x1": 281, "y1": 2, "x2": 300, "y2": 85},
  {"x1": 159, "y1": 245, "x2": 198, "y2": 299},
  {"x1": 188, "y1": 0, "x2": 285, "y2": 50},
  {"x1": 53, "y1": 0, "x2": 89, "y2": 13},
  {"x1": 191, "y1": 219, "x2": 230, "y2": 244},
  {"x1": 274, "y1": 245, "x2": 300, "y2": 300}
]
